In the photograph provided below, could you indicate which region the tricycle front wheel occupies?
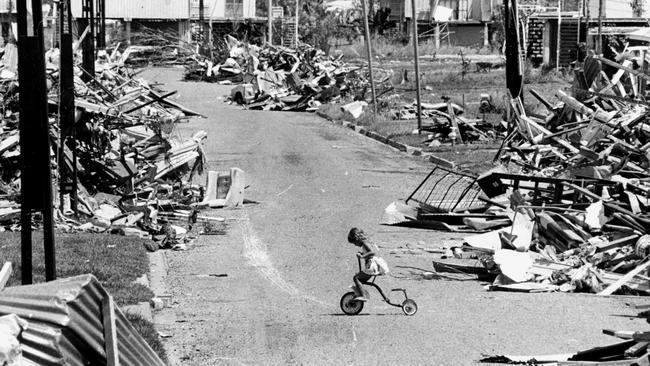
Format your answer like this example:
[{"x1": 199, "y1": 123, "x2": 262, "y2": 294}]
[
  {"x1": 340, "y1": 291, "x2": 364, "y2": 315},
  {"x1": 402, "y1": 299, "x2": 418, "y2": 316}
]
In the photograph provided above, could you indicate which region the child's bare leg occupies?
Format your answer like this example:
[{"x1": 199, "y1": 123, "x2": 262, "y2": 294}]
[{"x1": 353, "y1": 273, "x2": 366, "y2": 300}]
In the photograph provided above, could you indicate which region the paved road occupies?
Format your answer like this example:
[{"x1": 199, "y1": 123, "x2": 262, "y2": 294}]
[{"x1": 145, "y1": 67, "x2": 649, "y2": 366}]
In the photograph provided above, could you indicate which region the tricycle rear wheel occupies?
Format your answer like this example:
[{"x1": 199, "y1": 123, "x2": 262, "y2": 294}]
[{"x1": 340, "y1": 291, "x2": 364, "y2": 315}]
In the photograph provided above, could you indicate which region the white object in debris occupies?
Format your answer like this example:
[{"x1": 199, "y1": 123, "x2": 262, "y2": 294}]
[
  {"x1": 94, "y1": 203, "x2": 122, "y2": 222},
  {"x1": 584, "y1": 200, "x2": 606, "y2": 230},
  {"x1": 464, "y1": 211, "x2": 533, "y2": 252},
  {"x1": 341, "y1": 101, "x2": 368, "y2": 119},
  {"x1": 171, "y1": 225, "x2": 187, "y2": 236},
  {"x1": 380, "y1": 201, "x2": 418, "y2": 226},
  {"x1": 225, "y1": 168, "x2": 245, "y2": 208},
  {"x1": 493, "y1": 249, "x2": 534, "y2": 283}
]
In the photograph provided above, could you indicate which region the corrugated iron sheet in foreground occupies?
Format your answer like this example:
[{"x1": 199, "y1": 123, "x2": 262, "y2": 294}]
[{"x1": 0, "y1": 274, "x2": 165, "y2": 366}]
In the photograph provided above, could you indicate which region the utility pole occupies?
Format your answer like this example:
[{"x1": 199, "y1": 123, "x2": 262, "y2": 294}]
[
  {"x1": 59, "y1": 0, "x2": 77, "y2": 218},
  {"x1": 81, "y1": 0, "x2": 95, "y2": 81},
  {"x1": 361, "y1": 0, "x2": 377, "y2": 114},
  {"x1": 268, "y1": 0, "x2": 273, "y2": 45},
  {"x1": 96, "y1": 0, "x2": 106, "y2": 49},
  {"x1": 294, "y1": 0, "x2": 299, "y2": 47},
  {"x1": 597, "y1": 0, "x2": 603, "y2": 54},
  {"x1": 503, "y1": 0, "x2": 523, "y2": 102},
  {"x1": 17, "y1": 0, "x2": 57, "y2": 283},
  {"x1": 556, "y1": 0, "x2": 561, "y2": 70},
  {"x1": 411, "y1": 0, "x2": 422, "y2": 132},
  {"x1": 199, "y1": 0, "x2": 205, "y2": 52}
]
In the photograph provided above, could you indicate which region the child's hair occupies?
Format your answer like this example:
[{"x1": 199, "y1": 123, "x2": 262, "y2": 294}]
[{"x1": 347, "y1": 228, "x2": 367, "y2": 244}]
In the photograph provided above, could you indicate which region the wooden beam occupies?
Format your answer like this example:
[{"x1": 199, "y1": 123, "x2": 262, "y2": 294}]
[
  {"x1": 595, "y1": 56, "x2": 650, "y2": 81},
  {"x1": 599, "y1": 258, "x2": 650, "y2": 296},
  {"x1": 0, "y1": 262, "x2": 12, "y2": 290},
  {"x1": 595, "y1": 235, "x2": 640, "y2": 252}
]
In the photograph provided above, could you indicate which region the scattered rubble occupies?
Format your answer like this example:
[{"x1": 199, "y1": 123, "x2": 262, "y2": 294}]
[
  {"x1": 0, "y1": 40, "x2": 248, "y2": 249},
  {"x1": 185, "y1": 36, "x2": 392, "y2": 112},
  {"x1": 383, "y1": 54, "x2": 650, "y2": 296},
  {"x1": 393, "y1": 99, "x2": 504, "y2": 143}
]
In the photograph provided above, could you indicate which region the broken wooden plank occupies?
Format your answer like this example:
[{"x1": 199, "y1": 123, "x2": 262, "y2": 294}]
[
  {"x1": 599, "y1": 258, "x2": 650, "y2": 296},
  {"x1": 595, "y1": 235, "x2": 640, "y2": 252},
  {"x1": 0, "y1": 262, "x2": 12, "y2": 290}
]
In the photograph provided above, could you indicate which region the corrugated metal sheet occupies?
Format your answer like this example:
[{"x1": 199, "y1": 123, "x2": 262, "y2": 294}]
[
  {"x1": 71, "y1": 0, "x2": 190, "y2": 19},
  {"x1": 0, "y1": 274, "x2": 165, "y2": 366}
]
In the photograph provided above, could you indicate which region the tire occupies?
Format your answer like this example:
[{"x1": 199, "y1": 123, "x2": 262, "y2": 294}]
[
  {"x1": 402, "y1": 299, "x2": 417, "y2": 316},
  {"x1": 340, "y1": 291, "x2": 364, "y2": 315}
]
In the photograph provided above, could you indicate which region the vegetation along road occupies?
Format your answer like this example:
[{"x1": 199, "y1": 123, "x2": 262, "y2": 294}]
[{"x1": 144, "y1": 67, "x2": 647, "y2": 366}]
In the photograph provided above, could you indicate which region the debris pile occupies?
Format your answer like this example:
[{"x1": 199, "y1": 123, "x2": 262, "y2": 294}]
[
  {"x1": 115, "y1": 27, "x2": 200, "y2": 67},
  {"x1": 185, "y1": 36, "x2": 392, "y2": 111},
  {"x1": 393, "y1": 99, "x2": 502, "y2": 142},
  {"x1": 0, "y1": 44, "x2": 245, "y2": 247},
  {"x1": 383, "y1": 55, "x2": 650, "y2": 296}
]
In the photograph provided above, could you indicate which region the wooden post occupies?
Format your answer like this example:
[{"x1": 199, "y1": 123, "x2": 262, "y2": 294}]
[
  {"x1": 555, "y1": 0, "x2": 562, "y2": 70},
  {"x1": 60, "y1": 0, "x2": 77, "y2": 217},
  {"x1": 597, "y1": 0, "x2": 602, "y2": 54},
  {"x1": 97, "y1": 0, "x2": 106, "y2": 49},
  {"x1": 434, "y1": 23, "x2": 440, "y2": 49},
  {"x1": 294, "y1": 0, "x2": 299, "y2": 47},
  {"x1": 361, "y1": 0, "x2": 377, "y2": 114},
  {"x1": 18, "y1": 0, "x2": 57, "y2": 284},
  {"x1": 411, "y1": 0, "x2": 422, "y2": 132},
  {"x1": 556, "y1": 0, "x2": 561, "y2": 70},
  {"x1": 503, "y1": 0, "x2": 524, "y2": 102},
  {"x1": 125, "y1": 19, "x2": 131, "y2": 45},
  {"x1": 483, "y1": 22, "x2": 489, "y2": 47},
  {"x1": 81, "y1": 0, "x2": 95, "y2": 81}
]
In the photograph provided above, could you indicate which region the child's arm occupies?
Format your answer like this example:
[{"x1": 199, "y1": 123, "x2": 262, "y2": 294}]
[{"x1": 357, "y1": 242, "x2": 375, "y2": 259}]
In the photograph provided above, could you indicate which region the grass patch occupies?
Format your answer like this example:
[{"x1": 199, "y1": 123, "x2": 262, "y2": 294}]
[
  {"x1": 316, "y1": 53, "x2": 572, "y2": 174},
  {"x1": 0, "y1": 232, "x2": 154, "y2": 306},
  {"x1": 125, "y1": 312, "x2": 169, "y2": 365}
]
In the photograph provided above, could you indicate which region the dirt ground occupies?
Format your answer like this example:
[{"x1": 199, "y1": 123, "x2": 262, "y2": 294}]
[{"x1": 145, "y1": 67, "x2": 650, "y2": 366}]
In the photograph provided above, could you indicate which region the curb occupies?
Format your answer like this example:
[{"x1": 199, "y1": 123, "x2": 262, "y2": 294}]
[
  {"x1": 147, "y1": 250, "x2": 173, "y2": 309},
  {"x1": 121, "y1": 251, "x2": 169, "y2": 323},
  {"x1": 323, "y1": 116, "x2": 455, "y2": 169}
]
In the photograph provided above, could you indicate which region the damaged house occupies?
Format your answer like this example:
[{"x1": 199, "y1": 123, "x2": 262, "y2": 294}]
[
  {"x1": 525, "y1": 0, "x2": 649, "y2": 67},
  {"x1": 394, "y1": 0, "x2": 497, "y2": 47},
  {"x1": 69, "y1": 0, "x2": 260, "y2": 44}
]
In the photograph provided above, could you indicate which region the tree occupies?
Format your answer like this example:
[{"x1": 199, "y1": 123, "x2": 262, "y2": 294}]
[{"x1": 630, "y1": 0, "x2": 645, "y2": 17}]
